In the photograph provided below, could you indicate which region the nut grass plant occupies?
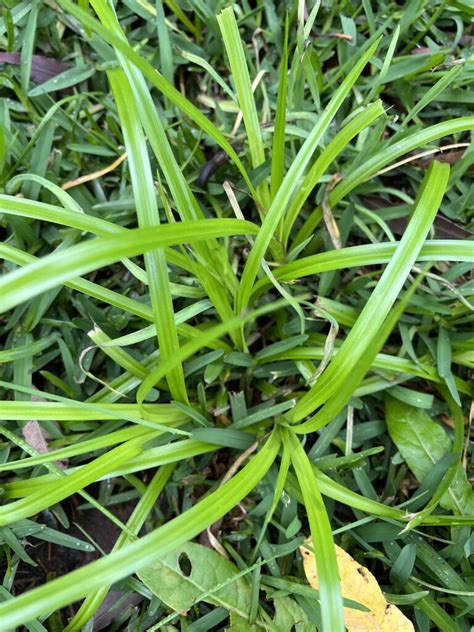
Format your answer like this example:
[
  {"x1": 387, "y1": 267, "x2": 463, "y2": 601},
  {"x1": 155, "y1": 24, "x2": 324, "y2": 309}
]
[{"x1": 0, "y1": 1, "x2": 473, "y2": 630}]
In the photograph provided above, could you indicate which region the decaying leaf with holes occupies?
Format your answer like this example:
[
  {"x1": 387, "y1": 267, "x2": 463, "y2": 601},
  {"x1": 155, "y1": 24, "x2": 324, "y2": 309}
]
[
  {"x1": 301, "y1": 538, "x2": 414, "y2": 631},
  {"x1": 138, "y1": 541, "x2": 252, "y2": 617}
]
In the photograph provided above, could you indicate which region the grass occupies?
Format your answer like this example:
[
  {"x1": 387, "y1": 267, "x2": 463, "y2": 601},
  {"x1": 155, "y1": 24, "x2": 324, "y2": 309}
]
[{"x1": 0, "y1": 1, "x2": 473, "y2": 630}]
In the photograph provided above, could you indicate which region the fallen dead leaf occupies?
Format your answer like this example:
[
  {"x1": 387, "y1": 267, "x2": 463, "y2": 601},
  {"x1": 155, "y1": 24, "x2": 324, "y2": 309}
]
[
  {"x1": 21, "y1": 391, "x2": 67, "y2": 468},
  {"x1": 322, "y1": 173, "x2": 343, "y2": 250},
  {"x1": 0, "y1": 52, "x2": 72, "y2": 84},
  {"x1": 301, "y1": 537, "x2": 414, "y2": 632},
  {"x1": 22, "y1": 420, "x2": 51, "y2": 454}
]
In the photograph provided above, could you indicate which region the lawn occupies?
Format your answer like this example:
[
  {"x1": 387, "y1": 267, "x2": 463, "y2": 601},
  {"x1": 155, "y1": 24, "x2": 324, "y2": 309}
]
[{"x1": 0, "y1": 1, "x2": 473, "y2": 630}]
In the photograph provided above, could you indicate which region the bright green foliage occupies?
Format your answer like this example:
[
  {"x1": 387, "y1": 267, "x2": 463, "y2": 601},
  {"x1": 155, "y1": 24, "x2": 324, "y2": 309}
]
[{"x1": 0, "y1": 1, "x2": 472, "y2": 630}]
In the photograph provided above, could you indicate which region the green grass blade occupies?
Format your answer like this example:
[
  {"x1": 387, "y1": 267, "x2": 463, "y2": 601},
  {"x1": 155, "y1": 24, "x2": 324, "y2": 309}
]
[
  {"x1": 93, "y1": 1, "x2": 203, "y2": 223},
  {"x1": 89, "y1": 0, "x2": 241, "y2": 341},
  {"x1": 285, "y1": 429, "x2": 344, "y2": 632},
  {"x1": 236, "y1": 37, "x2": 381, "y2": 313},
  {"x1": 330, "y1": 117, "x2": 474, "y2": 208},
  {"x1": 65, "y1": 464, "x2": 175, "y2": 630},
  {"x1": 177, "y1": 46, "x2": 236, "y2": 102},
  {"x1": 0, "y1": 437, "x2": 148, "y2": 525},
  {"x1": 0, "y1": 220, "x2": 257, "y2": 314},
  {"x1": 294, "y1": 116, "x2": 474, "y2": 248},
  {"x1": 135, "y1": 297, "x2": 294, "y2": 405},
  {"x1": 292, "y1": 267, "x2": 430, "y2": 433},
  {"x1": 20, "y1": 0, "x2": 38, "y2": 93},
  {"x1": 286, "y1": 464, "x2": 474, "y2": 528},
  {"x1": 155, "y1": 0, "x2": 173, "y2": 85},
  {"x1": 108, "y1": 68, "x2": 187, "y2": 403},
  {"x1": 217, "y1": 7, "x2": 270, "y2": 207},
  {"x1": 0, "y1": 432, "x2": 280, "y2": 629},
  {"x1": 365, "y1": 25, "x2": 400, "y2": 102},
  {"x1": 57, "y1": 0, "x2": 255, "y2": 196},
  {"x1": 250, "y1": 239, "x2": 472, "y2": 297},
  {"x1": 399, "y1": 65, "x2": 464, "y2": 129},
  {"x1": 0, "y1": 400, "x2": 188, "y2": 423},
  {"x1": 271, "y1": 13, "x2": 289, "y2": 202},
  {"x1": 0, "y1": 425, "x2": 154, "y2": 471},
  {"x1": 281, "y1": 100, "x2": 386, "y2": 246},
  {"x1": 291, "y1": 162, "x2": 450, "y2": 424}
]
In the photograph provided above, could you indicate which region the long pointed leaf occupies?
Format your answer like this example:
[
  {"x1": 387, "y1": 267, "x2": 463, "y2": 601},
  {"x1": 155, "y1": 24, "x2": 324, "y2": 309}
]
[
  {"x1": 108, "y1": 68, "x2": 187, "y2": 402},
  {"x1": 0, "y1": 432, "x2": 280, "y2": 629},
  {"x1": 291, "y1": 162, "x2": 450, "y2": 425},
  {"x1": 285, "y1": 429, "x2": 344, "y2": 632},
  {"x1": 236, "y1": 37, "x2": 381, "y2": 312},
  {"x1": 0, "y1": 220, "x2": 258, "y2": 313}
]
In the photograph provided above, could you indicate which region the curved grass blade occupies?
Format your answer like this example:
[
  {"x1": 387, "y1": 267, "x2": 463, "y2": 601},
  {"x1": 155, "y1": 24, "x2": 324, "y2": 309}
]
[
  {"x1": 57, "y1": 0, "x2": 255, "y2": 197},
  {"x1": 285, "y1": 465, "x2": 474, "y2": 529},
  {"x1": 89, "y1": 0, "x2": 240, "y2": 341},
  {"x1": 0, "y1": 425, "x2": 154, "y2": 471},
  {"x1": 0, "y1": 194, "x2": 196, "y2": 275},
  {"x1": 293, "y1": 116, "x2": 474, "y2": 248},
  {"x1": 0, "y1": 220, "x2": 258, "y2": 314},
  {"x1": 331, "y1": 117, "x2": 473, "y2": 207},
  {"x1": 65, "y1": 465, "x2": 175, "y2": 630},
  {"x1": 108, "y1": 67, "x2": 186, "y2": 402},
  {"x1": 290, "y1": 161, "x2": 450, "y2": 424},
  {"x1": 399, "y1": 65, "x2": 464, "y2": 129},
  {"x1": 135, "y1": 297, "x2": 303, "y2": 405},
  {"x1": 251, "y1": 239, "x2": 472, "y2": 298},
  {"x1": 285, "y1": 429, "x2": 344, "y2": 632},
  {"x1": 1, "y1": 440, "x2": 214, "y2": 499},
  {"x1": 0, "y1": 437, "x2": 148, "y2": 525},
  {"x1": 236, "y1": 37, "x2": 381, "y2": 313},
  {"x1": 261, "y1": 347, "x2": 470, "y2": 394},
  {"x1": 0, "y1": 432, "x2": 280, "y2": 629},
  {"x1": 281, "y1": 100, "x2": 386, "y2": 247}
]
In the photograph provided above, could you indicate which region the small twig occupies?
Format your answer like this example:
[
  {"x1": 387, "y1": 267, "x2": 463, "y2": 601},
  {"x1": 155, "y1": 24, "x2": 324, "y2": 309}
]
[
  {"x1": 317, "y1": 32, "x2": 353, "y2": 41},
  {"x1": 431, "y1": 58, "x2": 465, "y2": 72},
  {"x1": 375, "y1": 143, "x2": 470, "y2": 176},
  {"x1": 219, "y1": 441, "x2": 259, "y2": 487},
  {"x1": 322, "y1": 173, "x2": 343, "y2": 249},
  {"x1": 464, "y1": 401, "x2": 473, "y2": 469},
  {"x1": 62, "y1": 151, "x2": 128, "y2": 190}
]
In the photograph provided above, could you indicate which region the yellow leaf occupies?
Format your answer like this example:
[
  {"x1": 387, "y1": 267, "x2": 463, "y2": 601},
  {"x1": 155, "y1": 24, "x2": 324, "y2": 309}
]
[{"x1": 300, "y1": 538, "x2": 414, "y2": 632}]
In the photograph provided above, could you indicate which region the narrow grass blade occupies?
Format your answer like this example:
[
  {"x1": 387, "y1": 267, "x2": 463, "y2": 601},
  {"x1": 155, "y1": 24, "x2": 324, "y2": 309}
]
[
  {"x1": 108, "y1": 68, "x2": 187, "y2": 402},
  {"x1": 294, "y1": 116, "x2": 474, "y2": 248},
  {"x1": 236, "y1": 37, "x2": 381, "y2": 312},
  {"x1": 290, "y1": 162, "x2": 450, "y2": 424},
  {"x1": 0, "y1": 432, "x2": 280, "y2": 629},
  {"x1": 89, "y1": 0, "x2": 241, "y2": 342},
  {"x1": 250, "y1": 239, "x2": 472, "y2": 298},
  {"x1": 281, "y1": 100, "x2": 386, "y2": 246},
  {"x1": 286, "y1": 466, "x2": 474, "y2": 529},
  {"x1": 20, "y1": 0, "x2": 38, "y2": 93},
  {"x1": 65, "y1": 465, "x2": 175, "y2": 630},
  {"x1": 135, "y1": 298, "x2": 290, "y2": 405},
  {"x1": 399, "y1": 65, "x2": 464, "y2": 129},
  {"x1": 290, "y1": 269, "x2": 430, "y2": 434},
  {"x1": 285, "y1": 429, "x2": 344, "y2": 632},
  {"x1": 0, "y1": 426, "x2": 154, "y2": 471},
  {"x1": 57, "y1": 0, "x2": 255, "y2": 196},
  {"x1": 0, "y1": 220, "x2": 257, "y2": 314},
  {"x1": 271, "y1": 13, "x2": 289, "y2": 202},
  {"x1": 217, "y1": 7, "x2": 270, "y2": 207},
  {"x1": 0, "y1": 438, "x2": 147, "y2": 525},
  {"x1": 330, "y1": 117, "x2": 474, "y2": 208}
]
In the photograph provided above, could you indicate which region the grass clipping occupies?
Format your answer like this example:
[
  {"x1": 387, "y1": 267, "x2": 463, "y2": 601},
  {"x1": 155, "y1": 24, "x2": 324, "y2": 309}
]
[{"x1": 301, "y1": 537, "x2": 414, "y2": 631}]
